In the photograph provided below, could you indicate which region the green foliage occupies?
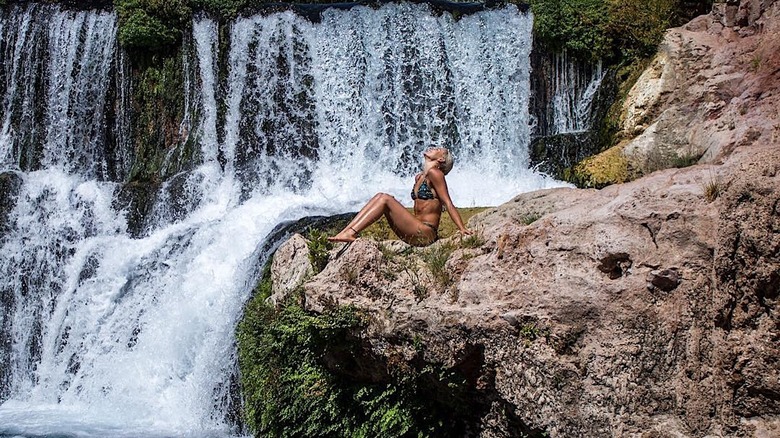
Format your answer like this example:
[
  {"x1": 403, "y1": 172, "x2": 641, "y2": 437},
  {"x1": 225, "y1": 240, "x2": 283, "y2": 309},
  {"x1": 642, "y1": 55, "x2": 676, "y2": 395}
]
[
  {"x1": 189, "y1": 0, "x2": 246, "y2": 18},
  {"x1": 421, "y1": 242, "x2": 455, "y2": 287},
  {"x1": 528, "y1": 0, "x2": 707, "y2": 62},
  {"x1": 606, "y1": 0, "x2": 677, "y2": 60},
  {"x1": 237, "y1": 301, "x2": 362, "y2": 436},
  {"x1": 236, "y1": 296, "x2": 472, "y2": 437},
  {"x1": 116, "y1": 0, "x2": 191, "y2": 50},
  {"x1": 528, "y1": 0, "x2": 611, "y2": 61},
  {"x1": 306, "y1": 229, "x2": 333, "y2": 274}
]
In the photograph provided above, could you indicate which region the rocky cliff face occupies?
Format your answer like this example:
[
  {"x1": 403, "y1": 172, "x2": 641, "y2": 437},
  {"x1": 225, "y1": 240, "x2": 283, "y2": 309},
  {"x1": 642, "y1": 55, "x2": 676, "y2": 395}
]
[
  {"x1": 619, "y1": 0, "x2": 779, "y2": 170},
  {"x1": 268, "y1": 1, "x2": 780, "y2": 436}
]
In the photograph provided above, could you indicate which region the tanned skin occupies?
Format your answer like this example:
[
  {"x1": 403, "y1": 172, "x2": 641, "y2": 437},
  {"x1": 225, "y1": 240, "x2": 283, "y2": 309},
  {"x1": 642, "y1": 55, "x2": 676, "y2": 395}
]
[{"x1": 329, "y1": 148, "x2": 472, "y2": 247}]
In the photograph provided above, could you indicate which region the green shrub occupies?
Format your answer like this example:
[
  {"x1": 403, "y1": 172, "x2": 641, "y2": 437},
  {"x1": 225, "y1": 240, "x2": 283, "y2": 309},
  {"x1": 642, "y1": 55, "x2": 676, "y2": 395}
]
[
  {"x1": 236, "y1": 297, "x2": 472, "y2": 437},
  {"x1": 189, "y1": 0, "x2": 246, "y2": 18},
  {"x1": 115, "y1": 0, "x2": 191, "y2": 50},
  {"x1": 306, "y1": 229, "x2": 333, "y2": 274},
  {"x1": 606, "y1": 0, "x2": 677, "y2": 60},
  {"x1": 528, "y1": 0, "x2": 611, "y2": 61},
  {"x1": 528, "y1": 0, "x2": 711, "y2": 62}
]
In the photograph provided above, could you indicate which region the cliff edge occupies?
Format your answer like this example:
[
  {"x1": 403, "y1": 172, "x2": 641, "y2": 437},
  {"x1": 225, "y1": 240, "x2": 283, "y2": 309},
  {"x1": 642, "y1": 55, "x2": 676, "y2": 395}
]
[{"x1": 262, "y1": 2, "x2": 780, "y2": 436}]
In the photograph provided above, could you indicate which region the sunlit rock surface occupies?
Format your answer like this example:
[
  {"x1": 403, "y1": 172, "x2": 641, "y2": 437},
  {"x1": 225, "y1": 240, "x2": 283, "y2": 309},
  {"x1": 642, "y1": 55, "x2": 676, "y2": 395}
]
[
  {"x1": 272, "y1": 2, "x2": 780, "y2": 435},
  {"x1": 620, "y1": 0, "x2": 780, "y2": 167}
]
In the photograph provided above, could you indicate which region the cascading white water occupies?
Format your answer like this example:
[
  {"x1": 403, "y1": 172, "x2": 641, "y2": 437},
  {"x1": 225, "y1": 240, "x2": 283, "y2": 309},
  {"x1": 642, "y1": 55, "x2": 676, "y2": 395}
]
[
  {"x1": 551, "y1": 51, "x2": 605, "y2": 135},
  {"x1": 0, "y1": 3, "x2": 119, "y2": 179},
  {"x1": 0, "y1": 3, "x2": 565, "y2": 436}
]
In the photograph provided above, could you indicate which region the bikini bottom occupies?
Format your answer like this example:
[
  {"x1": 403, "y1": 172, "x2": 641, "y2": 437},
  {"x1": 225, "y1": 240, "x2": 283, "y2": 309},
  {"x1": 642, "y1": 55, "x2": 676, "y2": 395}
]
[{"x1": 421, "y1": 222, "x2": 438, "y2": 242}]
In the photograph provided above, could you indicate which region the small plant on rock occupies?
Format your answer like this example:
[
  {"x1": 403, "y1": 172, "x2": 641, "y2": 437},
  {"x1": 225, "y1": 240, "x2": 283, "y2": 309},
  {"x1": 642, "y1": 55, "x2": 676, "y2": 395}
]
[
  {"x1": 703, "y1": 178, "x2": 722, "y2": 202},
  {"x1": 421, "y1": 242, "x2": 454, "y2": 287},
  {"x1": 306, "y1": 229, "x2": 333, "y2": 274},
  {"x1": 460, "y1": 229, "x2": 485, "y2": 249},
  {"x1": 520, "y1": 211, "x2": 542, "y2": 225}
]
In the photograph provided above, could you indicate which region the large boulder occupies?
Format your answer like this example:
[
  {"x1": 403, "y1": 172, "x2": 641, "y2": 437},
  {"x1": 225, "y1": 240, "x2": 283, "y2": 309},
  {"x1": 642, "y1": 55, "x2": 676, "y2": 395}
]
[{"x1": 293, "y1": 143, "x2": 779, "y2": 437}]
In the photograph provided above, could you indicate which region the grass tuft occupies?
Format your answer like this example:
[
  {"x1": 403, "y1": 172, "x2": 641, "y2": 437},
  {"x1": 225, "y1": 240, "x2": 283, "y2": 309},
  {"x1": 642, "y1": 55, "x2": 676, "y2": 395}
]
[{"x1": 703, "y1": 179, "x2": 722, "y2": 202}]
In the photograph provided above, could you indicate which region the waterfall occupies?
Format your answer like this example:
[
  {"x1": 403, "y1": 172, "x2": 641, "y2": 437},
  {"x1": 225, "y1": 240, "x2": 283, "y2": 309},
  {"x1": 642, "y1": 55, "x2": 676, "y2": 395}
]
[
  {"x1": 0, "y1": 3, "x2": 120, "y2": 180},
  {"x1": 0, "y1": 3, "x2": 564, "y2": 436},
  {"x1": 550, "y1": 51, "x2": 605, "y2": 134},
  {"x1": 529, "y1": 50, "x2": 607, "y2": 138}
]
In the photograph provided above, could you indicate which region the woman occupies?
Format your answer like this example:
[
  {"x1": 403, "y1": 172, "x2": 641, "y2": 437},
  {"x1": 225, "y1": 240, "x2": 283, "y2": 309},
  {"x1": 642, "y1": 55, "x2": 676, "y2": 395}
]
[{"x1": 329, "y1": 147, "x2": 472, "y2": 247}]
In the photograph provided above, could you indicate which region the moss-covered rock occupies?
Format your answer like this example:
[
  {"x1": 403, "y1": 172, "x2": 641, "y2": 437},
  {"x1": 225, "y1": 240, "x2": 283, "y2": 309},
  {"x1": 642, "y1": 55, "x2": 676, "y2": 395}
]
[
  {"x1": 567, "y1": 142, "x2": 630, "y2": 188},
  {"x1": 126, "y1": 52, "x2": 197, "y2": 182}
]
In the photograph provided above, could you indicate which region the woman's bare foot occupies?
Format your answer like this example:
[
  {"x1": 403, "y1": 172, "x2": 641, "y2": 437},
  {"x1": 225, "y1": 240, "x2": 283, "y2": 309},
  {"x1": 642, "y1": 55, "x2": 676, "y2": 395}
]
[{"x1": 328, "y1": 227, "x2": 359, "y2": 243}]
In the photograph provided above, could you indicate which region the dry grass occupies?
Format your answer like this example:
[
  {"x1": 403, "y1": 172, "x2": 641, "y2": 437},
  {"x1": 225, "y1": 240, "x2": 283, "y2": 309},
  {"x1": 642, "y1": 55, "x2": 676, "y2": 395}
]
[{"x1": 703, "y1": 179, "x2": 722, "y2": 202}]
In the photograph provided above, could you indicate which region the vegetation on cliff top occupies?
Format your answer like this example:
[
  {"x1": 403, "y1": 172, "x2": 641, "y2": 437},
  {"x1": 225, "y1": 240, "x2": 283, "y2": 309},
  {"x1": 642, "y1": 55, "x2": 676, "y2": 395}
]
[{"x1": 527, "y1": 0, "x2": 714, "y2": 62}]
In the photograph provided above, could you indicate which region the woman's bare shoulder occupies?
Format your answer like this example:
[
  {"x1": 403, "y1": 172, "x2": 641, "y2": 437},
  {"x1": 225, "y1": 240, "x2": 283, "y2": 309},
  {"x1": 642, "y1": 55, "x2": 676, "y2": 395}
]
[{"x1": 427, "y1": 168, "x2": 446, "y2": 182}]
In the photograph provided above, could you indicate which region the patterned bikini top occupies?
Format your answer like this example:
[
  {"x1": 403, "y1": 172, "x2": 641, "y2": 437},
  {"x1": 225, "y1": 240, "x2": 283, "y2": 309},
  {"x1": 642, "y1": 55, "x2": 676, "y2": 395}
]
[{"x1": 411, "y1": 178, "x2": 437, "y2": 200}]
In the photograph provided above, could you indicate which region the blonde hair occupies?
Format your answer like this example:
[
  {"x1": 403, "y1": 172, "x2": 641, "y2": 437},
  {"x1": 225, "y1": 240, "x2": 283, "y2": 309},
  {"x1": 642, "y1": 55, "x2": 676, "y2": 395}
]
[{"x1": 440, "y1": 149, "x2": 454, "y2": 175}]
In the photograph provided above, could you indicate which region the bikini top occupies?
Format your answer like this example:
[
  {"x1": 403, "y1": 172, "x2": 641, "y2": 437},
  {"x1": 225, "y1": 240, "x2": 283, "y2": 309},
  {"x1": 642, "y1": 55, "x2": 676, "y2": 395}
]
[{"x1": 411, "y1": 177, "x2": 437, "y2": 201}]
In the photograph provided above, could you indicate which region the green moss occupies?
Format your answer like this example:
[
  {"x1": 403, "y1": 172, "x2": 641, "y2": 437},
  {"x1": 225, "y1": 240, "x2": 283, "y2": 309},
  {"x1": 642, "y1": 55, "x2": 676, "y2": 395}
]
[
  {"x1": 568, "y1": 143, "x2": 630, "y2": 188},
  {"x1": 127, "y1": 53, "x2": 192, "y2": 182},
  {"x1": 237, "y1": 293, "x2": 473, "y2": 437}
]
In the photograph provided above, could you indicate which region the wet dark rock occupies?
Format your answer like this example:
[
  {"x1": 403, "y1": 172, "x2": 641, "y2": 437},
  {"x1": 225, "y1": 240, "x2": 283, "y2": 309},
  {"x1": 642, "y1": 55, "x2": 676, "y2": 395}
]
[
  {"x1": 530, "y1": 132, "x2": 598, "y2": 179},
  {"x1": 0, "y1": 171, "x2": 22, "y2": 237},
  {"x1": 598, "y1": 252, "x2": 632, "y2": 279},
  {"x1": 114, "y1": 181, "x2": 161, "y2": 238}
]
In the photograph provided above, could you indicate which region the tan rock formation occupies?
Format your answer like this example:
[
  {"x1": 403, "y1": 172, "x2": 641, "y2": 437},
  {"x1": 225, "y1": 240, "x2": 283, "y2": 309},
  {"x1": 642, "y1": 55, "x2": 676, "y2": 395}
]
[
  {"x1": 269, "y1": 2, "x2": 780, "y2": 436},
  {"x1": 620, "y1": 0, "x2": 780, "y2": 170},
  {"x1": 286, "y1": 147, "x2": 778, "y2": 438},
  {"x1": 268, "y1": 233, "x2": 313, "y2": 305}
]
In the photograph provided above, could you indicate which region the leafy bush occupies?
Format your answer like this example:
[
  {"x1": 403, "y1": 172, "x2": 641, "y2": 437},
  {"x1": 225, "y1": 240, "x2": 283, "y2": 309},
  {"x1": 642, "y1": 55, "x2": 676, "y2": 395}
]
[
  {"x1": 189, "y1": 0, "x2": 246, "y2": 18},
  {"x1": 116, "y1": 0, "x2": 191, "y2": 50},
  {"x1": 606, "y1": 0, "x2": 677, "y2": 60},
  {"x1": 528, "y1": 0, "x2": 713, "y2": 62},
  {"x1": 236, "y1": 297, "x2": 472, "y2": 437},
  {"x1": 527, "y1": 0, "x2": 612, "y2": 61}
]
